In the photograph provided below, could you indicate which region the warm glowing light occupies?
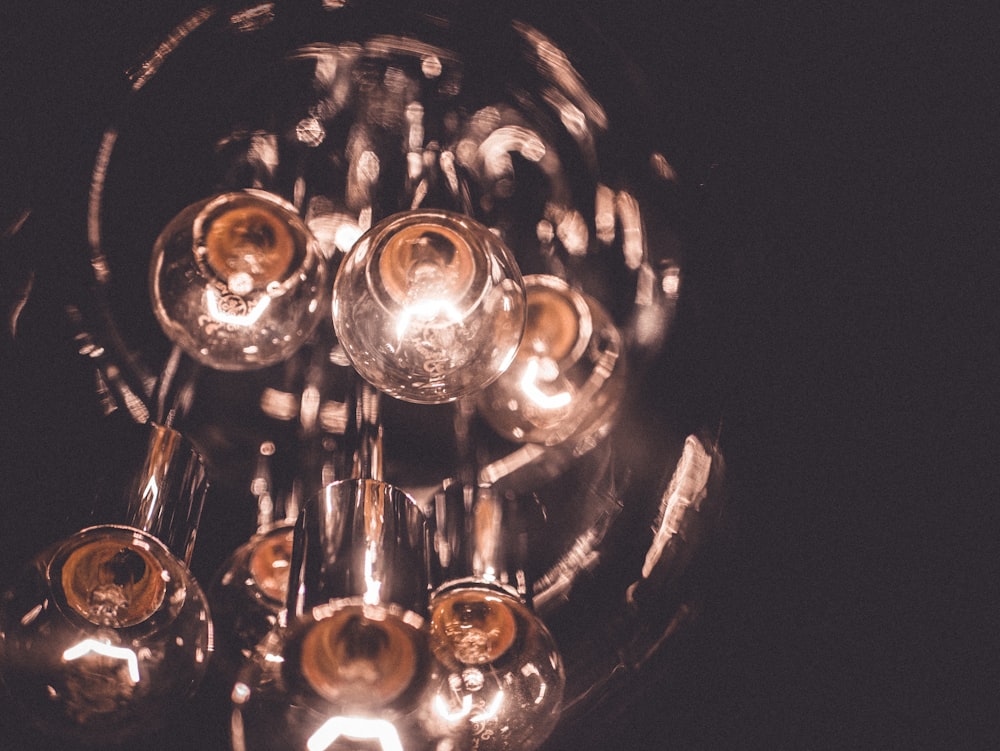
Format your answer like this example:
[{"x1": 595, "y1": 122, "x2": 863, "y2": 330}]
[
  {"x1": 141, "y1": 474, "x2": 160, "y2": 509},
  {"x1": 231, "y1": 681, "x2": 251, "y2": 704},
  {"x1": 479, "y1": 126, "x2": 547, "y2": 168},
  {"x1": 616, "y1": 191, "x2": 643, "y2": 270},
  {"x1": 595, "y1": 184, "x2": 615, "y2": 245},
  {"x1": 357, "y1": 150, "x2": 381, "y2": 187},
  {"x1": 520, "y1": 358, "x2": 572, "y2": 409},
  {"x1": 20, "y1": 604, "x2": 43, "y2": 626},
  {"x1": 421, "y1": 55, "x2": 443, "y2": 78},
  {"x1": 296, "y1": 117, "x2": 326, "y2": 146},
  {"x1": 332, "y1": 209, "x2": 525, "y2": 403},
  {"x1": 363, "y1": 544, "x2": 382, "y2": 606},
  {"x1": 642, "y1": 436, "x2": 713, "y2": 578},
  {"x1": 301, "y1": 384, "x2": 321, "y2": 431},
  {"x1": 393, "y1": 297, "x2": 464, "y2": 344},
  {"x1": 63, "y1": 638, "x2": 141, "y2": 684},
  {"x1": 307, "y1": 716, "x2": 404, "y2": 751},
  {"x1": 434, "y1": 692, "x2": 474, "y2": 721},
  {"x1": 662, "y1": 266, "x2": 681, "y2": 296},
  {"x1": 260, "y1": 387, "x2": 299, "y2": 420},
  {"x1": 649, "y1": 151, "x2": 678, "y2": 182}
]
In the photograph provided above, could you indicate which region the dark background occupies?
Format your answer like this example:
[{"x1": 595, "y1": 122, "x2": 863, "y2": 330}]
[{"x1": 1, "y1": 1, "x2": 995, "y2": 749}]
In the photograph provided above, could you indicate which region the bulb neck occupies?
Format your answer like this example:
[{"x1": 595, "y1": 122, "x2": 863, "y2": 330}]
[
  {"x1": 351, "y1": 379, "x2": 384, "y2": 481},
  {"x1": 434, "y1": 483, "x2": 528, "y2": 601},
  {"x1": 122, "y1": 423, "x2": 208, "y2": 566},
  {"x1": 288, "y1": 479, "x2": 432, "y2": 618}
]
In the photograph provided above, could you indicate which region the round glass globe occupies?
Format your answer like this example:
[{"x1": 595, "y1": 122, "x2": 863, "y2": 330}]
[
  {"x1": 208, "y1": 524, "x2": 295, "y2": 678},
  {"x1": 0, "y1": 525, "x2": 212, "y2": 746},
  {"x1": 427, "y1": 584, "x2": 564, "y2": 751},
  {"x1": 150, "y1": 189, "x2": 328, "y2": 371},
  {"x1": 331, "y1": 210, "x2": 526, "y2": 404},
  {"x1": 231, "y1": 600, "x2": 451, "y2": 751},
  {"x1": 478, "y1": 274, "x2": 626, "y2": 447}
]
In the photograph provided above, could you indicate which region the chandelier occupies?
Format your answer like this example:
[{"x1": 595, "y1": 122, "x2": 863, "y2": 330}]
[{"x1": 0, "y1": 1, "x2": 726, "y2": 749}]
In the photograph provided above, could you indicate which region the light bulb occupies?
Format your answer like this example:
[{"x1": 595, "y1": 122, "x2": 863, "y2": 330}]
[
  {"x1": 150, "y1": 189, "x2": 328, "y2": 371},
  {"x1": 478, "y1": 274, "x2": 626, "y2": 448},
  {"x1": 0, "y1": 525, "x2": 212, "y2": 746},
  {"x1": 230, "y1": 479, "x2": 459, "y2": 751},
  {"x1": 231, "y1": 600, "x2": 445, "y2": 751},
  {"x1": 331, "y1": 210, "x2": 526, "y2": 404},
  {"x1": 424, "y1": 481, "x2": 565, "y2": 751},
  {"x1": 209, "y1": 524, "x2": 295, "y2": 677},
  {"x1": 427, "y1": 584, "x2": 564, "y2": 751}
]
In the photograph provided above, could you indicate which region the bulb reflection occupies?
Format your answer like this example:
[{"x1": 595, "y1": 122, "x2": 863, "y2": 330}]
[
  {"x1": 209, "y1": 524, "x2": 295, "y2": 678},
  {"x1": 62, "y1": 638, "x2": 142, "y2": 684},
  {"x1": 0, "y1": 525, "x2": 212, "y2": 746},
  {"x1": 300, "y1": 605, "x2": 420, "y2": 706},
  {"x1": 479, "y1": 274, "x2": 625, "y2": 448},
  {"x1": 230, "y1": 480, "x2": 458, "y2": 750}
]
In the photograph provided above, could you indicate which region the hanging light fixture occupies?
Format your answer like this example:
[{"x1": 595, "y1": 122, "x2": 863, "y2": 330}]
[{"x1": 0, "y1": 1, "x2": 726, "y2": 749}]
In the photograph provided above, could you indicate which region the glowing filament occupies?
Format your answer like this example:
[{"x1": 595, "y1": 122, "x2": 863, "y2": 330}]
[
  {"x1": 363, "y1": 544, "x2": 382, "y2": 606},
  {"x1": 204, "y1": 288, "x2": 272, "y2": 327},
  {"x1": 435, "y1": 692, "x2": 474, "y2": 721},
  {"x1": 520, "y1": 359, "x2": 572, "y2": 410},
  {"x1": 63, "y1": 639, "x2": 141, "y2": 684},
  {"x1": 307, "y1": 716, "x2": 403, "y2": 751},
  {"x1": 471, "y1": 690, "x2": 506, "y2": 723}
]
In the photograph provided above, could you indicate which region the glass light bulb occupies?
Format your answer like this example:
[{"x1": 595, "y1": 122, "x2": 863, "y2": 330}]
[
  {"x1": 478, "y1": 274, "x2": 626, "y2": 447},
  {"x1": 231, "y1": 600, "x2": 457, "y2": 751},
  {"x1": 332, "y1": 210, "x2": 526, "y2": 404},
  {"x1": 209, "y1": 524, "x2": 295, "y2": 677},
  {"x1": 228, "y1": 479, "x2": 473, "y2": 750},
  {"x1": 427, "y1": 585, "x2": 564, "y2": 751},
  {"x1": 0, "y1": 525, "x2": 212, "y2": 746},
  {"x1": 150, "y1": 189, "x2": 328, "y2": 371}
]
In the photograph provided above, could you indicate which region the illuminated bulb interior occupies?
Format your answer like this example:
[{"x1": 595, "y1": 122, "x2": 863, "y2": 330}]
[
  {"x1": 375, "y1": 222, "x2": 477, "y2": 311},
  {"x1": 150, "y1": 189, "x2": 327, "y2": 370},
  {"x1": 307, "y1": 716, "x2": 404, "y2": 751},
  {"x1": 299, "y1": 606, "x2": 420, "y2": 707},
  {"x1": 247, "y1": 527, "x2": 294, "y2": 605},
  {"x1": 58, "y1": 534, "x2": 167, "y2": 628},
  {"x1": 198, "y1": 201, "x2": 297, "y2": 293},
  {"x1": 430, "y1": 589, "x2": 518, "y2": 665},
  {"x1": 332, "y1": 209, "x2": 525, "y2": 403},
  {"x1": 518, "y1": 277, "x2": 591, "y2": 365}
]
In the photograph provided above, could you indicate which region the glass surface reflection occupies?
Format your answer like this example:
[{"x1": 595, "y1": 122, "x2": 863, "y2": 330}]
[
  {"x1": 231, "y1": 600, "x2": 441, "y2": 751},
  {"x1": 2, "y1": 0, "x2": 729, "y2": 747},
  {"x1": 210, "y1": 523, "x2": 296, "y2": 678}
]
